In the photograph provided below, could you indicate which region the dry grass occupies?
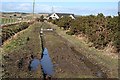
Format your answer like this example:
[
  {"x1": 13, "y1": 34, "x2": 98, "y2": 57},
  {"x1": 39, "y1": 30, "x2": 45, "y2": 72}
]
[
  {"x1": 2, "y1": 22, "x2": 43, "y2": 78},
  {"x1": 47, "y1": 22, "x2": 118, "y2": 78},
  {"x1": 1, "y1": 22, "x2": 118, "y2": 78}
]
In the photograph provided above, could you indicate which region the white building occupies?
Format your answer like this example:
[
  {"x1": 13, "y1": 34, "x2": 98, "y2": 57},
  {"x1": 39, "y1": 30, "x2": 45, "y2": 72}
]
[{"x1": 48, "y1": 13, "x2": 75, "y2": 20}]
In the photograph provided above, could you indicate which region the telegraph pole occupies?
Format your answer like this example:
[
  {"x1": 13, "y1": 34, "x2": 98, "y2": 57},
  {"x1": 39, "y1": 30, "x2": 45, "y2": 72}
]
[
  {"x1": 51, "y1": 6, "x2": 54, "y2": 13},
  {"x1": 33, "y1": 0, "x2": 35, "y2": 18}
]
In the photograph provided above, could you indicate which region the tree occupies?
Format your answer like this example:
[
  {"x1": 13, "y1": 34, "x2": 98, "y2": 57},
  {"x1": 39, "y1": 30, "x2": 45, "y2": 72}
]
[
  {"x1": 97, "y1": 13, "x2": 104, "y2": 18},
  {"x1": 56, "y1": 16, "x2": 72, "y2": 30}
]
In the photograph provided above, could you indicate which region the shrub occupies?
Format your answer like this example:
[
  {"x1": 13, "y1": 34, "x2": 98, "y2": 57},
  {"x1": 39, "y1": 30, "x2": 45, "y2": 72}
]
[
  {"x1": 66, "y1": 31, "x2": 74, "y2": 35},
  {"x1": 2, "y1": 22, "x2": 30, "y2": 43}
]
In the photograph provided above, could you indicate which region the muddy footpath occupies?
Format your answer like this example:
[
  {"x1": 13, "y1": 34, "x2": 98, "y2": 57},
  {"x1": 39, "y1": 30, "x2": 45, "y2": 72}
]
[
  {"x1": 44, "y1": 31, "x2": 108, "y2": 78},
  {"x1": 1, "y1": 22, "x2": 111, "y2": 79}
]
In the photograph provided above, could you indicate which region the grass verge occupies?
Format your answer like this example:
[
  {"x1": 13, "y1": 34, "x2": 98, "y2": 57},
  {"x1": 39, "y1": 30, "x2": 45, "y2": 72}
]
[
  {"x1": 1, "y1": 22, "x2": 43, "y2": 78},
  {"x1": 47, "y1": 22, "x2": 118, "y2": 78}
]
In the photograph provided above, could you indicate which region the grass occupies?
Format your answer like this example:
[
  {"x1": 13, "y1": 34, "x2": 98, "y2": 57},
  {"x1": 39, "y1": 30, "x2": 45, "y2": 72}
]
[
  {"x1": 47, "y1": 22, "x2": 118, "y2": 78},
  {"x1": 0, "y1": 18, "x2": 18, "y2": 24},
  {"x1": 3, "y1": 22, "x2": 42, "y2": 54},
  {"x1": 1, "y1": 22, "x2": 118, "y2": 78},
  {"x1": 2, "y1": 22, "x2": 43, "y2": 78}
]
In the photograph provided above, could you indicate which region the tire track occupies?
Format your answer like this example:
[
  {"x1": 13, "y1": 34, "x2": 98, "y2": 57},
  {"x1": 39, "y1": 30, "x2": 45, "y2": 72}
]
[{"x1": 44, "y1": 31, "x2": 108, "y2": 78}]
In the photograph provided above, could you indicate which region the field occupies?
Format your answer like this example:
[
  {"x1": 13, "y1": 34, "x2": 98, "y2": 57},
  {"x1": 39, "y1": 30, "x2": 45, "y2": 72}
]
[
  {"x1": 1, "y1": 18, "x2": 18, "y2": 24},
  {"x1": 1, "y1": 22, "x2": 118, "y2": 78}
]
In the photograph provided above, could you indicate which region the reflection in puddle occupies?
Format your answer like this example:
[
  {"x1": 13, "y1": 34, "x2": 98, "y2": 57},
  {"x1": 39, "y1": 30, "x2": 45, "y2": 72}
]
[
  {"x1": 29, "y1": 48, "x2": 54, "y2": 76},
  {"x1": 40, "y1": 48, "x2": 54, "y2": 76},
  {"x1": 30, "y1": 58, "x2": 40, "y2": 71}
]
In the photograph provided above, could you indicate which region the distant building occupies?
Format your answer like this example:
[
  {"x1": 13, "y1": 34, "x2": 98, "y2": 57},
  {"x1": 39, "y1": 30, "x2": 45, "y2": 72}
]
[{"x1": 48, "y1": 13, "x2": 75, "y2": 20}]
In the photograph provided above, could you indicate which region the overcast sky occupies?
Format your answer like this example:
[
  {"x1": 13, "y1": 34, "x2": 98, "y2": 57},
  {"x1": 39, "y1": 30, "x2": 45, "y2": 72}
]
[{"x1": 1, "y1": 0, "x2": 120, "y2": 16}]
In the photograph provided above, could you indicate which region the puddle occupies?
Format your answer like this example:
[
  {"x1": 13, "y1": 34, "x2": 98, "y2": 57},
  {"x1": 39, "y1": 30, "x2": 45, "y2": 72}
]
[
  {"x1": 29, "y1": 48, "x2": 54, "y2": 76},
  {"x1": 29, "y1": 58, "x2": 40, "y2": 71},
  {"x1": 40, "y1": 48, "x2": 54, "y2": 76}
]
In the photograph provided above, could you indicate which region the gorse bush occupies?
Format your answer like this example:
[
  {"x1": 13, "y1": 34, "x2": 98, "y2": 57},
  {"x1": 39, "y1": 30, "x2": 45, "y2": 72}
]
[
  {"x1": 66, "y1": 31, "x2": 74, "y2": 35},
  {"x1": 1, "y1": 22, "x2": 30, "y2": 43},
  {"x1": 35, "y1": 15, "x2": 44, "y2": 22},
  {"x1": 20, "y1": 22, "x2": 30, "y2": 30},
  {"x1": 49, "y1": 13, "x2": 120, "y2": 52}
]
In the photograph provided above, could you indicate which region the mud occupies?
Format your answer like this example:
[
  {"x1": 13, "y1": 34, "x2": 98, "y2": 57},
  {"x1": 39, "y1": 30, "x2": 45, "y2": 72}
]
[
  {"x1": 2, "y1": 23, "x2": 42, "y2": 78},
  {"x1": 2, "y1": 22, "x2": 109, "y2": 78},
  {"x1": 44, "y1": 31, "x2": 108, "y2": 78}
]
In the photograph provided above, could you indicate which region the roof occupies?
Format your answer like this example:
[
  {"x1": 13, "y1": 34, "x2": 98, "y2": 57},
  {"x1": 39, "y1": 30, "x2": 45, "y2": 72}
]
[
  {"x1": 55, "y1": 13, "x2": 75, "y2": 17},
  {"x1": 49, "y1": 13, "x2": 75, "y2": 17}
]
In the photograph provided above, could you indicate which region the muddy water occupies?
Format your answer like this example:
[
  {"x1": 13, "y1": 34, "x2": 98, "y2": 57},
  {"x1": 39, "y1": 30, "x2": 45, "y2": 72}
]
[
  {"x1": 29, "y1": 58, "x2": 40, "y2": 71},
  {"x1": 28, "y1": 48, "x2": 54, "y2": 77},
  {"x1": 40, "y1": 31, "x2": 54, "y2": 77},
  {"x1": 40, "y1": 48, "x2": 54, "y2": 76}
]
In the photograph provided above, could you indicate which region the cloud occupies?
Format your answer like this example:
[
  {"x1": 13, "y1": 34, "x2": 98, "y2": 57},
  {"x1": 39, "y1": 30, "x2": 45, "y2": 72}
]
[
  {"x1": 1, "y1": 2, "x2": 118, "y2": 16},
  {"x1": 16, "y1": 3, "x2": 32, "y2": 11},
  {"x1": 35, "y1": 4, "x2": 52, "y2": 13},
  {"x1": 1, "y1": 3, "x2": 53, "y2": 13},
  {"x1": 51, "y1": 6, "x2": 118, "y2": 16},
  {"x1": 1, "y1": 3, "x2": 32, "y2": 12},
  {"x1": 1, "y1": 0, "x2": 119, "y2": 2}
]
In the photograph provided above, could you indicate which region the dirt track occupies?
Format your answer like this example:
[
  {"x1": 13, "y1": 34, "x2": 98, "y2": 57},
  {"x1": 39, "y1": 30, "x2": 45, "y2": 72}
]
[
  {"x1": 2, "y1": 22, "x2": 108, "y2": 78},
  {"x1": 44, "y1": 31, "x2": 107, "y2": 78}
]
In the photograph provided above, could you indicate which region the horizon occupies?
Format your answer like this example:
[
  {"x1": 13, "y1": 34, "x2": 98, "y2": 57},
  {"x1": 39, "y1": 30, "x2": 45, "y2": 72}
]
[{"x1": 1, "y1": 11, "x2": 119, "y2": 17}]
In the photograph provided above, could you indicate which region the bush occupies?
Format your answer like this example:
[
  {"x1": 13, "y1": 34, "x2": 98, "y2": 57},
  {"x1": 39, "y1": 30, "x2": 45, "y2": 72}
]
[
  {"x1": 66, "y1": 31, "x2": 74, "y2": 35},
  {"x1": 113, "y1": 32, "x2": 120, "y2": 52},
  {"x1": 53, "y1": 13, "x2": 119, "y2": 52},
  {"x1": 2, "y1": 22, "x2": 30, "y2": 43},
  {"x1": 20, "y1": 22, "x2": 29, "y2": 30}
]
